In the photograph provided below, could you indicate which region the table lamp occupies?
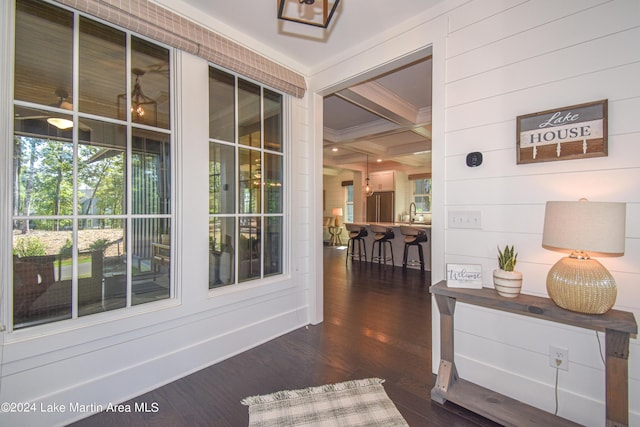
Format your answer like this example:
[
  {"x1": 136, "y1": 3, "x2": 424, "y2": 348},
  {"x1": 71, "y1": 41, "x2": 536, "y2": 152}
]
[
  {"x1": 542, "y1": 199, "x2": 626, "y2": 314},
  {"x1": 332, "y1": 208, "x2": 343, "y2": 227}
]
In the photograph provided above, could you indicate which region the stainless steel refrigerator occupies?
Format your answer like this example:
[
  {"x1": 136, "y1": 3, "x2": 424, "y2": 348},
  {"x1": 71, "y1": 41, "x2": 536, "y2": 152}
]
[{"x1": 366, "y1": 191, "x2": 395, "y2": 223}]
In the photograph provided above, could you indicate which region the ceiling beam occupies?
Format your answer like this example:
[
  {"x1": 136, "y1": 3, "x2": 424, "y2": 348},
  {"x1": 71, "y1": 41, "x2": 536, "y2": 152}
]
[{"x1": 336, "y1": 81, "x2": 419, "y2": 126}]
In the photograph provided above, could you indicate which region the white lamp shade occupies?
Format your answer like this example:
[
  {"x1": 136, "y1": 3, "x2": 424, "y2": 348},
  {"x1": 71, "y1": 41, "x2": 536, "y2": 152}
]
[
  {"x1": 542, "y1": 200, "x2": 626, "y2": 255},
  {"x1": 332, "y1": 208, "x2": 343, "y2": 216}
]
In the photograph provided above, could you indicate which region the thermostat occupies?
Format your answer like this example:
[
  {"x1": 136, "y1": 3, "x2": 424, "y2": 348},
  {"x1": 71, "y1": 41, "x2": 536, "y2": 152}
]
[{"x1": 466, "y1": 152, "x2": 483, "y2": 167}]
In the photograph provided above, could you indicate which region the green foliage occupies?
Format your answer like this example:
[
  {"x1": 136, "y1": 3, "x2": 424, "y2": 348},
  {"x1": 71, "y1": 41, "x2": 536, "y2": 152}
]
[
  {"x1": 89, "y1": 238, "x2": 110, "y2": 251},
  {"x1": 59, "y1": 239, "x2": 73, "y2": 257},
  {"x1": 13, "y1": 236, "x2": 47, "y2": 257},
  {"x1": 497, "y1": 245, "x2": 518, "y2": 271}
]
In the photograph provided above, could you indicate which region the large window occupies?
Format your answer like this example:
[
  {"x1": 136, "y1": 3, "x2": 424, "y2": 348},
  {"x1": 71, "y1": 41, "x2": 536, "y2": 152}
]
[
  {"x1": 11, "y1": 0, "x2": 172, "y2": 329},
  {"x1": 208, "y1": 67, "x2": 285, "y2": 288}
]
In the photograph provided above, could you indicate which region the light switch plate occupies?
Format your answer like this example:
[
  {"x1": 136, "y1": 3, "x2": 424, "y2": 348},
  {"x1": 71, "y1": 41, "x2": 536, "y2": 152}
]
[{"x1": 448, "y1": 210, "x2": 482, "y2": 229}]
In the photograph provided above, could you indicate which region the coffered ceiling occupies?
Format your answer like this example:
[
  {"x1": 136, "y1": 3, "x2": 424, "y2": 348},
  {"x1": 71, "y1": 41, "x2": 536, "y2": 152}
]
[{"x1": 322, "y1": 57, "x2": 432, "y2": 175}]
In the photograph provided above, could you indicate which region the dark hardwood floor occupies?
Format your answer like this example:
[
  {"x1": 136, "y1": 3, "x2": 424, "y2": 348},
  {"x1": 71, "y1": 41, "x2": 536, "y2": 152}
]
[{"x1": 72, "y1": 246, "x2": 498, "y2": 426}]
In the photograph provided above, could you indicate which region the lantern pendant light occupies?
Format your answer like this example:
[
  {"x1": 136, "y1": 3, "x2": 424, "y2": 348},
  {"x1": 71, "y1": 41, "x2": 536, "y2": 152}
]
[{"x1": 364, "y1": 155, "x2": 374, "y2": 197}]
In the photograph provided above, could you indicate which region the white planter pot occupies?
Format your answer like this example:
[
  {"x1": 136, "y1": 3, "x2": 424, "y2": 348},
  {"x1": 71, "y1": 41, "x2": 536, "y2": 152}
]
[{"x1": 493, "y1": 269, "x2": 523, "y2": 298}]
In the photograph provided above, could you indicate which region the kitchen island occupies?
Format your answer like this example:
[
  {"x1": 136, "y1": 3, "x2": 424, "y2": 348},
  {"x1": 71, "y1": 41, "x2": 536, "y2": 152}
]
[{"x1": 349, "y1": 222, "x2": 431, "y2": 271}]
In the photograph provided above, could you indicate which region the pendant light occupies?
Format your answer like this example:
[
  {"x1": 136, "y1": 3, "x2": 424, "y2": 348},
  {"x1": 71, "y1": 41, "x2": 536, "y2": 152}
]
[
  {"x1": 117, "y1": 68, "x2": 157, "y2": 125},
  {"x1": 277, "y1": 0, "x2": 340, "y2": 28},
  {"x1": 364, "y1": 155, "x2": 374, "y2": 197}
]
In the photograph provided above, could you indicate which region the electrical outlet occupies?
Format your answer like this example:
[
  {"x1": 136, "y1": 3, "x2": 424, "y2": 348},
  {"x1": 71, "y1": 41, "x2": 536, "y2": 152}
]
[{"x1": 549, "y1": 345, "x2": 568, "y2": 371}]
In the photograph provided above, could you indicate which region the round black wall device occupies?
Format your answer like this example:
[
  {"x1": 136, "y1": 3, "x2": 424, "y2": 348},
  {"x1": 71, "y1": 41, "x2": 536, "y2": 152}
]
[{"x1": 466, "y1": 152, "x2": 483, "y2": 167}]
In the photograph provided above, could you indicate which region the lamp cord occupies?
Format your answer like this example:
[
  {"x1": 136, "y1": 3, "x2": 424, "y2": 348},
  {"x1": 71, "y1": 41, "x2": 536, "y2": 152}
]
[
  {"x1": 595, "y1": 331, "x2": 606, "y2": 366},
  {"x1": 554, "y1": 332, "x2": 607, "y2": 417},
  {"x1": 553, "y1": 365, "x2": 559, "y2": 415}
]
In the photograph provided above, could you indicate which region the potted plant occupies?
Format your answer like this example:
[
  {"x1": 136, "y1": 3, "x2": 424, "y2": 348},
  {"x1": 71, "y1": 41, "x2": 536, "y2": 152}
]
[{"x1": 493, "y1": 245, "x2": 523, "y2": 297}]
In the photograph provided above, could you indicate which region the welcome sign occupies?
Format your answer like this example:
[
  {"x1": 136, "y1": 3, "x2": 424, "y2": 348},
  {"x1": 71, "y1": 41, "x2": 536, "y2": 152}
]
[{"x1": 516, "y1": 100, "x2": 607, "y2": 164}]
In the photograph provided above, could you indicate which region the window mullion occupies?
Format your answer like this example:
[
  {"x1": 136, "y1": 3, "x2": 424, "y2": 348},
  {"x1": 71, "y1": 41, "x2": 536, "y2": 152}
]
[
  {"x1": 71, "y1": 10, "x2": 80, "y2": 320},
  {"x1": 125, "y1": 32, "x2": 133, "y2": 308}
]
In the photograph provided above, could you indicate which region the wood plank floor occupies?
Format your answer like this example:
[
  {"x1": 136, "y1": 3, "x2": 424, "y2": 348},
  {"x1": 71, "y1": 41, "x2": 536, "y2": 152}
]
[{"x1": 72, "y1": 246, "x2": 498, "y2": 426}]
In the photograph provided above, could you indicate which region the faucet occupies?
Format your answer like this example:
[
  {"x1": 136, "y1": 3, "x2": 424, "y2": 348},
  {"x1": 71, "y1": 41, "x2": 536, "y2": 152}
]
[{"x1": 409, "y1": 202, "x2": 416, "y2": 223}]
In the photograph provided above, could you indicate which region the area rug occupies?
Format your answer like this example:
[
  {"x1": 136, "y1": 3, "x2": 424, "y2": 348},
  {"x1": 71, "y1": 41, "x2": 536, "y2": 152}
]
[{"x1": 241, "y1": 378, "x2": 408, "y2": 427}]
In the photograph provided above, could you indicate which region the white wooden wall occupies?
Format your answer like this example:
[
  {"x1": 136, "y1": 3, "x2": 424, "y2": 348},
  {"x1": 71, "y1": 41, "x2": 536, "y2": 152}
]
[
  {"x1": 311, "y1": 0, "x2": 638, "y2": 425},
  {"x1": 442, "y1": 1, "x2": 640, "y2": 425}
]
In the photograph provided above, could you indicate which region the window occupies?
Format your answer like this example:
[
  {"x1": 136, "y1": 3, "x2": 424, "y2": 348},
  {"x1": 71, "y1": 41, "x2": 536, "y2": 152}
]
[
  {"x1": 208, "y1": 67, "x2": 285, "y2": 288},
  {"x1": 412, "y1": 178, "x2": 432, "y2": 213},
  {"x1": 12, "y1": 0, "x2": 172, "y2": 329},
  {"x1": 345, "y1": 184, "x2": 354, "y2": 223}
]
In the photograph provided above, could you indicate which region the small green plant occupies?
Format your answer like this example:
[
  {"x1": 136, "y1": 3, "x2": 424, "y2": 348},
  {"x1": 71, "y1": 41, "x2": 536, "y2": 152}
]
[
  {"x1": 13, "y1": 236, "x2": 47, "y2": 257},
  {"x1": 59, "y1": 238, "x2": 73, "y2": 258},
  {"x1": 89, "y1": 238, "x2": 110, "y2": 251},
  {"x1": 497, "y1": 245, "x2": 518, "y2": 271}
]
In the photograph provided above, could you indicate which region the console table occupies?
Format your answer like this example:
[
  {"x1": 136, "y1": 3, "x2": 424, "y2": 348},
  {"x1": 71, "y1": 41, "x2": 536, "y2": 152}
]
[{"x1": 430, "y1": 281, "x2": 637, "y2": 427}]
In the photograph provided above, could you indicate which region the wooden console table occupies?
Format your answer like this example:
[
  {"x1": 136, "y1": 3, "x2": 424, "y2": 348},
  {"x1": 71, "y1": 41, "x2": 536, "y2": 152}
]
[{"x1": 430, "y1": 281, "x2": 637, "y2": 427}]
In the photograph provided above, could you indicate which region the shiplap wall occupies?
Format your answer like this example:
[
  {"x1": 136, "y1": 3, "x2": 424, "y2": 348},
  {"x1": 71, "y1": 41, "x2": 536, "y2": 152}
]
[{"x1": 442, "y1": 1, "x2": 640, "y2": 425}]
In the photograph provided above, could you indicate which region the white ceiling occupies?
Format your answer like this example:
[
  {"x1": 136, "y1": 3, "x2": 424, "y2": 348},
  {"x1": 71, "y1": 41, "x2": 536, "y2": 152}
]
[{"x1": 166, "y1": 0, "x2": 443, "y2": 173}]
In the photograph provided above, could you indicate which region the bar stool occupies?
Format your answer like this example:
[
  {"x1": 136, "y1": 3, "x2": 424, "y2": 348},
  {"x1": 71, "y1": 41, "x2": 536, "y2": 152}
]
[
  {"x1": 400, "y1": 226, "x2": 428, "y2": 271},
  {"x1": 370, "y1": 225, "x2": 395, "y2": 266},
  {"x1": 344, "y1": 223, "x2": 368, "y2": 263}
]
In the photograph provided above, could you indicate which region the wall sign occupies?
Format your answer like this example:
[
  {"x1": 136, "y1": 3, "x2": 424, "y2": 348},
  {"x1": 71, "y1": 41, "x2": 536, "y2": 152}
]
[
  {"x1": 516, "y1": 99, "x2": 607, "y2": 164},
  {"x1": 446, "y1": 264, "x2": 483, "y2": 289}
]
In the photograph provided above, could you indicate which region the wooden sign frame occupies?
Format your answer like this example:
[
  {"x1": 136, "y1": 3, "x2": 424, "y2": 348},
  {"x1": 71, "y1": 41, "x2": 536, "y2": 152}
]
[
  {"x1": 516, "y1": 99, "x2": 607, "y2": 164},
  {"x1": 446, "y1": 264, "x2": 482, "y2": 289}
]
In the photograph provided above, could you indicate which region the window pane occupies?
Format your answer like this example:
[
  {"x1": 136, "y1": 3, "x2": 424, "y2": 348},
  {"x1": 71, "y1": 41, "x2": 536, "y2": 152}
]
[
  {"x1": 264, "y1": 89, "x2": 282, "y2": 152},
  {"x1": 414, "y1": 196, "x2": 431, "y2": 213},
  {"x1": 14, "y1": 0, "x2": 73, "y2": 107},
  {"x1": 13, "y1": 220, "x2": 72, "y2": 328},
  {"x1": 413, "y1": 178, "x2": 432, "y2": 195},
  {"x1": 264, "y1": 217, "x2": 282, "y2": 276},
  {"x1": 209, "y1": 217, "x2": 235, "y2": 288},
  {"x1": 264, "y1": 153, "x2": 282, "y2": 213},
  {"x1": 239, "y1": 148, "x2": 261, "y2": 214},
  {"x1": 209, "y1": 68, "x2": 235, "y2": 142},
  {"x1": 79, "y1": 17, "x2": 126, "y2": 119},
  {"x1": 78, "y1": 119, "x2": 127, "y2": 215},
  {"x1": 13, "y1": 119, "x2": 74, "y2": 217},
  {"x1": 132, "y1": 129, "x2": 171, "y2": 215},
  {"x1": 129, "y1": 37, "x2": 170, "y2": 129},
  {"x1": 78, "y1": 220, "x2": 126, "y2": 315},
  {"x1": 209, "y1": 142, "x2": 235, "y2": 214},
  {"x1": 238, "y1": 79, "x2": 261, "y2": 148},
  {"x1": 132, "y1": 218, "x2": 170, "y2": 304},
  {"x1": 238, "y1": 216, "x2": 261, "y2": 282}
]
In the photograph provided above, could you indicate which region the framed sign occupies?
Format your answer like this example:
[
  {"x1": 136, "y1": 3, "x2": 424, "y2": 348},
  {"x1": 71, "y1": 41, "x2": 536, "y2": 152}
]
[
  {"x1": 446, "y1": 264, "x2": 483, "y2": 289},
  {"x1": 517, "y1": 99, "x2": 607, "y2": 164}
]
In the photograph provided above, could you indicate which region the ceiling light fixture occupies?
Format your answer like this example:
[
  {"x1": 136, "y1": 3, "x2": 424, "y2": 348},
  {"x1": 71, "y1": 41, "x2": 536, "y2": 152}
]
[
  {"x1": 277, "y1": 0, "x2": 340, "y2": 28},
  {"x1": 118, "y1": 68, "x2": 157, "y2": 125},
  {"x1": 47, "y1": 89, "x2": 73, "y2": 130},
  {"x1": 364, "y1": 155, "x2": 374, "y2": 197}
]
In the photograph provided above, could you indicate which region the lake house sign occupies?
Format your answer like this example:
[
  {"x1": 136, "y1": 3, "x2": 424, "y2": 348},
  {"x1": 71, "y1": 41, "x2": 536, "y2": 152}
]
[{"x1": 516, "y1": 99, "x2": 607, "y2": 164}]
